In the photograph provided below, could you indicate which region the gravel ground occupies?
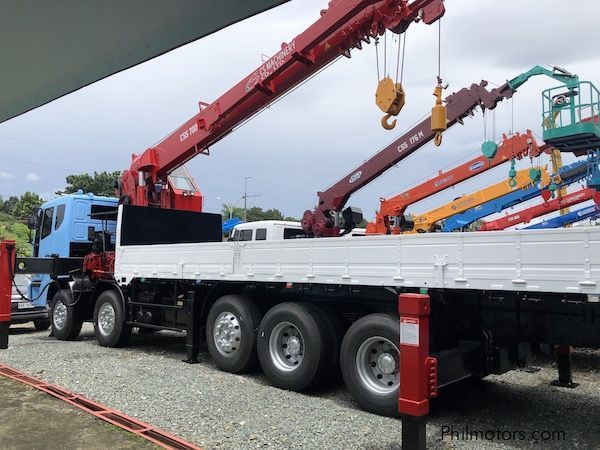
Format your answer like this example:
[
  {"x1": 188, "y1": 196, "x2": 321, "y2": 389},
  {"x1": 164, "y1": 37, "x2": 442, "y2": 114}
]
[{"x1": 1, "y1": 323, "x2": 599, "y2": 449}]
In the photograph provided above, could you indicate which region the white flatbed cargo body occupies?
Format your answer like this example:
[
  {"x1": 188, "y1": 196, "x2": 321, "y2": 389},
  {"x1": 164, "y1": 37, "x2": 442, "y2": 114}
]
[{"x1": 115, "y1": 221, "x2": 600, "y2": 295}]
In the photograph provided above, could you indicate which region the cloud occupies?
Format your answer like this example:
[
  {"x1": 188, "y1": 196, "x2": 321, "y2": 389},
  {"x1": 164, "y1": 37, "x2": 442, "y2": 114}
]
[
  {"x1": 0, "y1": 171, "x2": 16, "y2": 180},
  {"x1": 25, "y1": 172, "x2": 41, "y2": 182}
]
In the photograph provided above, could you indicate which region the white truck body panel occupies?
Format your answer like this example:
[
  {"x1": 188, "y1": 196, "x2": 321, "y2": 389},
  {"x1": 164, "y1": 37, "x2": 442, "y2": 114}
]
[{"x1": 115, "y1": 212, "x2": 600, "y2": 295}]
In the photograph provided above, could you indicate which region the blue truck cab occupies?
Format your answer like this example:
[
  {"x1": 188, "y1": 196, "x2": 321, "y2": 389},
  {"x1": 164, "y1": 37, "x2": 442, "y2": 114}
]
[{"x1": 28, "y1": 191, "x2": 118, "y2": 310}]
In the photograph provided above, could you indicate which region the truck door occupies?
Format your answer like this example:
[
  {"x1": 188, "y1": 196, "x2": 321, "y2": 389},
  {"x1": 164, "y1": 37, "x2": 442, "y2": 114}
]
[
  {"x1": 37, "y1": 206, "x2": 55, "y2": 257},
  {"x1": 32, "y1": 209, "x2": 42, "y2": 257}
]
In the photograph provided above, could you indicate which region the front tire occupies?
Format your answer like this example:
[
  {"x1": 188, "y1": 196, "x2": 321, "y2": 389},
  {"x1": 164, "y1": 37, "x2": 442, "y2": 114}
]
[
  {"x1": 340, "y1": 313, "x2": 400, "y2": 416},
  {"x1": 257, "y1": 302, "x2": 336, "y2": 391},
  {"x1": 93, "y1": 290, "x2": 131, "y2": 347},
  {"x1": 206, "y1": 295, "x2": 262, "y2": 373},
  {"x1": 50, "y1": 290, "x2": 82, "y2": 340}
]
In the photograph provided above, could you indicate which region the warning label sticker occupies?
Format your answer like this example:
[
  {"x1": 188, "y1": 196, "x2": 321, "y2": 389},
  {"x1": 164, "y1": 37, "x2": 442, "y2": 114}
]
[{"x1": 400, "y1": 317, "x2": 419, "y2": 347}]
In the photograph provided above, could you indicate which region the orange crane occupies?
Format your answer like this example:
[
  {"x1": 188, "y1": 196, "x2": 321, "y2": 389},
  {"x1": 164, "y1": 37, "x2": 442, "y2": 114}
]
[
  {"x1": 365, "y1": 130, "x2": 545, "y2": 234},
  {"x1": 406, "y1": 166, "x2": 550, "y2": 233}
]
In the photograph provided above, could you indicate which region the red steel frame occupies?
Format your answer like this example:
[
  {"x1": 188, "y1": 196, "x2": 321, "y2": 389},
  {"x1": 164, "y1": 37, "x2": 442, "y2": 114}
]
[
  {"x1": 479, "y1": 187, "x2": 600, "y2": 231},
  {"x1": 365, "y1": 130, "x2": 546, "y2": 234},
  {"x1": 0, "y1": 363, "x2": 202, "y2": 450},
  {"x1": 117, "y1": 0, "x2": 445, "y2": 211},
  {"x1": 0, "y1": 240, "x2": 15, "y2": 349},
  {"x1": 398, "y1": 292, "x2": 437, "y2": 448}
]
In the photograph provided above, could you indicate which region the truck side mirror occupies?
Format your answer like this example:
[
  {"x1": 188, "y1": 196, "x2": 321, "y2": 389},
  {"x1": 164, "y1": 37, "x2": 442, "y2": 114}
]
[
  {"x1": 88, "y1": 226, "x2": 96, "y2": 241},
  {"x1": 27, "y1": 213, "x2": 37, "y2": 230}
]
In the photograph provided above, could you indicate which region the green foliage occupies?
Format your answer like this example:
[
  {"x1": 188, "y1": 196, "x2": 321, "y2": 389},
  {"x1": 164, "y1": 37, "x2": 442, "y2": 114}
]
[
  {"x1": 58, "y1": 171, "x2": 121, "y2": 197},
  {"x1": 222, "y1": 205, "x2": 297, "y2": 222},
  {"x1": 11, "y1": 191, "x2": 43, "y2": 219},
  {"x1": 0, "y1": 212, "x2": 31, "y2": 256},
  {"x1": 0, "y1": 192, "x2": 44, "y2": 219},
  {"x1": 2, "y1": 196, "x2": 18, "y2": 215}
]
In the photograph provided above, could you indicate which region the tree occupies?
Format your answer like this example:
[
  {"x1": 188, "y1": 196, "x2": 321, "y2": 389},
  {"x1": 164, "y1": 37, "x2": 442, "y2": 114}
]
[
  {"x1": 221, "y1": 205, "x2": 297, "y2": 222},
  {"x1": 12, "y1": 191, "x2": 43, "y2": 219},
  {"x1": 0, "y1": 212, "x2": 32, "y2": 256},
  {"x1": 2, "y1": 196, "x2": 18, "y2": 215},
  {"x1": 58, "y1": 171, "x2": 121, "y2": 197}
]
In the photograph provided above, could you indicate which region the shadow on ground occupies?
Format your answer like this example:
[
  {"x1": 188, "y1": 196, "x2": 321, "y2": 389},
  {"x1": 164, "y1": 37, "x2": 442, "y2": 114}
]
[{"x1": 0, "y1": 376, "x2": 157, "y2": 450}]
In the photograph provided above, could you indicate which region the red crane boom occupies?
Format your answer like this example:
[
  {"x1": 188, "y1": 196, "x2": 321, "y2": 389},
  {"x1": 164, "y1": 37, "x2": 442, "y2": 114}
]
[
  {"x1": 301, "y1": 80, "x2": 523, "y2": 236},
  {"x1": 116, "y1": 0, "x2": 445, "y2": 211},
  {"x1": 479, "y1": 187, "x2": 600, "y2": 231}
]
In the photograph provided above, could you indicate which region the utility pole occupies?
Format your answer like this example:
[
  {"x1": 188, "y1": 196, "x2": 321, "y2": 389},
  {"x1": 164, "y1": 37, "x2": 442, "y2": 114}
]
[{"x1": 242, "y1": 176, "x2": 260, "y2": 221}]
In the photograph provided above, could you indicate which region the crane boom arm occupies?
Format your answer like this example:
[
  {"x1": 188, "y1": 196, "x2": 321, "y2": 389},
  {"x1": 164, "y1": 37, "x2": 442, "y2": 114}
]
[
  {"x1": 524, "y1": 203, "x2": 600, "y2": 229},
  {"x1": 118, "y1": 0, "x2": 445, "y2": 209},
  {"x1": 479, "y1": 187, "x2": 599, "y2": 231},
  {"x1": 302, "y1": 79, "x2": 518, "y2": 236},
  {"x1": 443, "y1": 159, "x2": 592, "y2": 232},
  {"x1": 365, "y1": 130, "x2": 545, "y2": 234},
  {"x1": 409, "y1": 167, "x2": 550, "y2": 233},
  {"x1": 302, "y1": 65, "x2": 584, "y2": 237}
]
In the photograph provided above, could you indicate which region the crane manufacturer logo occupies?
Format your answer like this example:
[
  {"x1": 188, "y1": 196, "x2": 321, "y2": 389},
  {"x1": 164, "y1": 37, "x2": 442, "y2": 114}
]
[
  {"x1": 349, "y1": 171, "x2": 362, "y2": 184},
  {"x1": 469, "y1": 161, "x2": 486, "y2": 172},
  {"x1": 245, "y1": 40, "x2": 297, "y2": 92},
  {"x1": 397, "y1": 130, "x2": 425, "y2": 152},
  {"x1": 434, "y1": 175, "x2": 453, "y2": 187},
  {"x1": 180, "y1": 123, "x2": 199, "y2": 142}
]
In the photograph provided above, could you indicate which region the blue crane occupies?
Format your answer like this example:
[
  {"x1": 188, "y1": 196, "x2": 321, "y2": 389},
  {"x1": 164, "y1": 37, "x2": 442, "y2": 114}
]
[{"x1": 523, "y1": 204, "x2": 600, "y2": 229}]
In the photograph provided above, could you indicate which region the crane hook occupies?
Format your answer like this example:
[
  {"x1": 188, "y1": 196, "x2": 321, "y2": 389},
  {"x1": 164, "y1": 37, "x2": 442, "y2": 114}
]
[
  {"x1": 434, "y1": 131, "x2": 443, "y2": 146},
  {"x1": 381, "y1": 113, "x2": 397, "y2": 130}
]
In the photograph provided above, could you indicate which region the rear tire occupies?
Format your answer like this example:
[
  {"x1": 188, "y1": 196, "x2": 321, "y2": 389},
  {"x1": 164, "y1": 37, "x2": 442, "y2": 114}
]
[
  {"x1": 340, "y1": 313, "x2": 400, "y2": 416},
  {"x1": 34, "y1": 318, "x2": 51, "y2": 331},
  {"x1": 93, "y1": 290, "x2": 131, "y2": 348},
  {"x1": 257, "y1": 302, "x2": 335, "y2": 391},
  {"x1": 50, "y1": 291, "x2": 82, "y2": 340},
  {"x1": 206, "y1": 295, "x2": 262, "y2": 373}
]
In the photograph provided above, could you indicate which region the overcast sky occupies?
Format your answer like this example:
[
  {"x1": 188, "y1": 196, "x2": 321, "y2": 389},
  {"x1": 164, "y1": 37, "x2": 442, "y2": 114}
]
[{"x1": 1, "y1": 0, "x2": 599, "y2": 227}]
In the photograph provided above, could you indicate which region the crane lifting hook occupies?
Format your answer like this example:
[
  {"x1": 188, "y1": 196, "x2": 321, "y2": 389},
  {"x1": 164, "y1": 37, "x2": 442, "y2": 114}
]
[
  {"x1": 375, "y1": 77, "x2": 405, "y2": 130},
  {"x1": 381, "y1": 113, "x2": 397, "y2": 130},
  {"x1": 431, "y1": 80, "x2": 447, "y2": 146}
]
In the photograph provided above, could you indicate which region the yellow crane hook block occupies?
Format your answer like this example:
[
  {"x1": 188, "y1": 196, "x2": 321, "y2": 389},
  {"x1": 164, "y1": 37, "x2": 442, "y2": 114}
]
[
  {"x1": 375, "y1": 76, "x2": 405, "y2": 130},
  {"x1": 431, "y1": 82, "x2": 447, "y2": 146}
]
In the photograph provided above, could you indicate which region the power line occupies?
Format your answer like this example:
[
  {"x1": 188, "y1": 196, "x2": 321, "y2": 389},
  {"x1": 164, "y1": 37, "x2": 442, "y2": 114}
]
[
  {"x1": 0, "y1": 155, "x2": 77, "y2": 173},
  {"x1": 0, "y1": 135, "x2": 125, "y2": 162}
]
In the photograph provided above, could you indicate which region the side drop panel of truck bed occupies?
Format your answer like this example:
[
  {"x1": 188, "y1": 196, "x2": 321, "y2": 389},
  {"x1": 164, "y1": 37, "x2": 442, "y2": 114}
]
[{"x1": 115, "y1": 212, "x2": 600, "y2": 295}]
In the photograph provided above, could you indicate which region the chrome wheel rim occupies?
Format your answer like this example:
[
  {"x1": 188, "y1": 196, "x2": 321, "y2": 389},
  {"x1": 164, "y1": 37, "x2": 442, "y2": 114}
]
[
  {"x1": 97, "y1": 303, "x2": 116, "y2": 337},
  {"x1": 53, "y1": 301, "x2": 67, "y2": 330},
  {"x1": 213, "y1": 311, "x2": 242, "y2": 356},
  {"x1": 356, "y1": 336, "x2": 400, "y2": 395},
  {"x1": 268, "y1": 321, "x2": 304, "y2": 372}
]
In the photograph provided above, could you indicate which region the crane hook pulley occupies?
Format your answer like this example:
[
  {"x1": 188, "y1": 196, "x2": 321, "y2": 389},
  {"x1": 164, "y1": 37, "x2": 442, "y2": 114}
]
[{"x1": 376, "y1": 76, "x2": 405, "y2": 130}]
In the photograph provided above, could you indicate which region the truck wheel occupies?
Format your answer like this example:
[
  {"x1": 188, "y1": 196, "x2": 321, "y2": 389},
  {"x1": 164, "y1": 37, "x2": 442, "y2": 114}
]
[
  {"x1": 34, "y1": 318, "x2": 51, "y2": 331},
  {"x1": 206, "y1": 295, "x2": 262, "y2": 373},
  {"x1": 257, "y1": 302, "x2": 335, "y2": 391},
  {"x1": 340, "y1": 313, "x2": 400, "y2": 416},
  {"x1": 50, "y1": 291, "x2": 83, "y2": 340},
  {"x1": 93, "y1": 290, "x2": 131, "y2": 348}
]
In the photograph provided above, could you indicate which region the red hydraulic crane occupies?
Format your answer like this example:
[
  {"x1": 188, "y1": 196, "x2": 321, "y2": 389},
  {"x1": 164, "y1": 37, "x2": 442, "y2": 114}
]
[
  {"x1": 115, "y1": 0, "x2": 446, "y2": 211},
  {"x1": 301, "y1": 81, "x2": 524, "y2": 236},
  {"x1": 479, "y1": 187, "x2": 600, "y2": 231},
  {"x1": 301, "y1": 65, "x2": 580, "y2": 237},
  {"x1": 365, "y1": 130, "x2": 546, "y2": 234}
]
